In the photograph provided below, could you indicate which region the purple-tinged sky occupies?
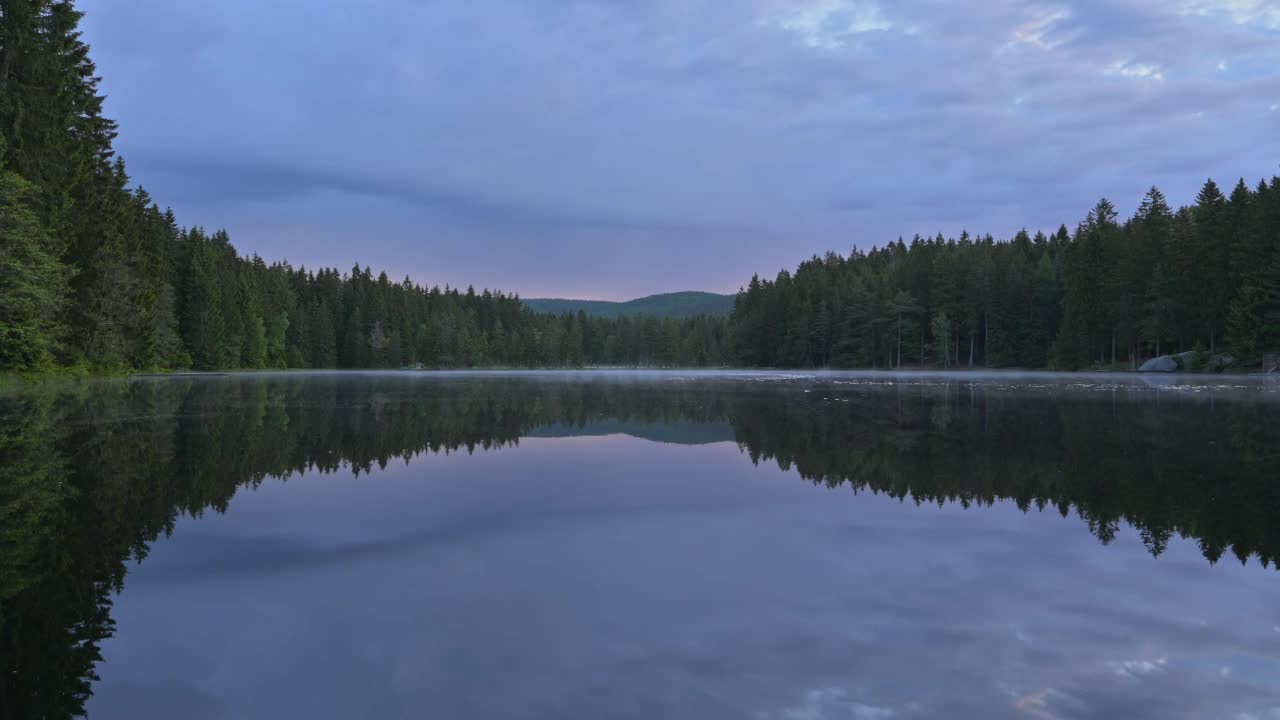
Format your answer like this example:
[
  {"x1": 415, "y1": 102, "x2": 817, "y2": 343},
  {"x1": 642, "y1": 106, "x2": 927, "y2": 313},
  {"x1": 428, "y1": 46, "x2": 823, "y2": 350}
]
[{"x1": 81, "y1": 0, "x2": 1280, "y2": 300}]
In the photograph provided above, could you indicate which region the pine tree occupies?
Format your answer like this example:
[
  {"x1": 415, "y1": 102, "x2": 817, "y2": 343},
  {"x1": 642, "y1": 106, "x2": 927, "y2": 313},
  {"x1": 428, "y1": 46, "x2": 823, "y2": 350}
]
[
  {"x1": 180, "y1": 231, "x2": 225, "y2": 370},
  {"x1": 1143, "y1": 263, "x2": 1179, "y2": 358},
  {"x1": 1195, "y1": 179, "x2": 1230, "y2": 351},
  {"x1": 930, "y1": 312, "x2": 952, "y2": 367},
  {"x1": 1225, "y1": 251, "x2": 1280, "y2": 365},
  {"x1": 266, "y1": 311, "x2": 289, "y2": 368},
  {"x1": 0, "y1": 148, "x2": 68, "y2": 370},
  {"x1": 888, "y1": 290, "x2": 921, "y2": 368}
]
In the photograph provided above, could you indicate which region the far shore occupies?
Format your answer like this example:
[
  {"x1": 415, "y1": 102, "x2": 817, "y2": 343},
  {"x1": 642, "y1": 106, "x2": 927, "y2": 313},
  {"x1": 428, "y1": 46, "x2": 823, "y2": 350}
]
[{"x1": 5, "y1": 365, "x2": 1275, "y2": 390}]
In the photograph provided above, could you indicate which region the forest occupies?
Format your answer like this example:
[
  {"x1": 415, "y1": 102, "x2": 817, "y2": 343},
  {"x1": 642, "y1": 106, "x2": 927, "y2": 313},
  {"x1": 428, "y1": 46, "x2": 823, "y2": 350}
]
[
  {"x1": 1, "y1": 1, "x2": 1277, "y2": 374},
  {"x1": 0, "y1": 1, "x2": 727, "y2": 373},
  {"x1": 729, "y1": 186, "x2": 1280, "y2": 370}
]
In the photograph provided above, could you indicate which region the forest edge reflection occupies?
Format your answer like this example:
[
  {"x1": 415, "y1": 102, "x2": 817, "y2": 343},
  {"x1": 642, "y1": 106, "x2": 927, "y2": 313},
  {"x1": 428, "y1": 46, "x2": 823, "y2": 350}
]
[{"x1": 1, "y1": 372, "x2": 1277, "y2": 718}]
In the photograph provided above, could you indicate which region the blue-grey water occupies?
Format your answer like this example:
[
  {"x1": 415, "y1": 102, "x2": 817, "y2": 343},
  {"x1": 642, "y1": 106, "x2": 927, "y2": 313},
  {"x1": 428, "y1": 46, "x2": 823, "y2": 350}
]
[{"x1": 2, "y1": 371, "x2": 1279, "y2": 719}]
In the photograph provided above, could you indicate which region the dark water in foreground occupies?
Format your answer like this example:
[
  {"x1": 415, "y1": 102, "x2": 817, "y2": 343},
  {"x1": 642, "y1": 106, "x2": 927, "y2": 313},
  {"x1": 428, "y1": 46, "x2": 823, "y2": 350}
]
[{"x1": 2, "y1": 371, "x2": 1280, "y2": 720}]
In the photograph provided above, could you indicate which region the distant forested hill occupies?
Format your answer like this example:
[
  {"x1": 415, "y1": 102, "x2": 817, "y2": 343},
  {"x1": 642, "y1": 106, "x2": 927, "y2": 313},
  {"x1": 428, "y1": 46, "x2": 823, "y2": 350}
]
[{"x1": 524, "y1": 291, "x2": 735, "y2": 318}]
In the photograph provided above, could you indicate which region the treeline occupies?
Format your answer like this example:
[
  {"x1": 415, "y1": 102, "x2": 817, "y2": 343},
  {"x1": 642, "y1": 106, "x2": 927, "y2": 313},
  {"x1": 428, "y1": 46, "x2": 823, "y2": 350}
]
[
  {"x1": 730, "y1": 183, "x2": 1280, "y2": 369},
  {"x1": 0, "y1": 1, "x2": 726, "y2": 373},
  {"x1": 4, "y1": 2, "x2": 1277, "y2": 375},
  {"x1": 169, "y1": 230, "x2": 730, "y2": 370}
]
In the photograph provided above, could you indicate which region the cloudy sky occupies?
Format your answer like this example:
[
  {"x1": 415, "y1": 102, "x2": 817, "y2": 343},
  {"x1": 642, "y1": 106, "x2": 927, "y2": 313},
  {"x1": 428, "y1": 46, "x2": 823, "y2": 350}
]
[{"x1": 81, "y1": 0, "x2": 1280, "y2": 299}]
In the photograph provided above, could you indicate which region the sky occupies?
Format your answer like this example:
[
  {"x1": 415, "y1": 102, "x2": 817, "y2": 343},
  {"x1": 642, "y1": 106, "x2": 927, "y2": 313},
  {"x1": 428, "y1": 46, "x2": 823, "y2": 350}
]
[{"x1": 80, "y1": 0, "x2": 1280, "y2": 300}]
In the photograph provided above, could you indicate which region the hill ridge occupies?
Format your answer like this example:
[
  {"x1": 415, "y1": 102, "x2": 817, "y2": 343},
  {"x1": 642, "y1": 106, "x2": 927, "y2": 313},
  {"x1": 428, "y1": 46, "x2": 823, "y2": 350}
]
[{"x1": 523, "y1": 291, "x2": 734, "y2": 319}]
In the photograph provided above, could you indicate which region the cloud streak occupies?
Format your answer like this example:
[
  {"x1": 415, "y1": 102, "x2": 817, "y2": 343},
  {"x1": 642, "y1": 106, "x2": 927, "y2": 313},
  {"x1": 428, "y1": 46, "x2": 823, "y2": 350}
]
[{"x1": 80, "y1": 0, "x2": 1280, "y2": 298}]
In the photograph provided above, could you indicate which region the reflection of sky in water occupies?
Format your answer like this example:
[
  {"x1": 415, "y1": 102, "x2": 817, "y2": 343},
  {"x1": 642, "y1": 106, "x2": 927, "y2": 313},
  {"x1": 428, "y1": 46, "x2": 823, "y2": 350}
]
[{"x1": 90, "y1": 431, "x2": 1280, "y2": 720}]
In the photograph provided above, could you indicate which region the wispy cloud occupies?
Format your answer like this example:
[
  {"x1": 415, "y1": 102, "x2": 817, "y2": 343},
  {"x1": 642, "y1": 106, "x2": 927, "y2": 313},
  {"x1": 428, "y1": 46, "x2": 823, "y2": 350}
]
[
  {"x1": 759, "y1": 0, "x2": 893, "y2": 48},
  {"x1": 1175, "y1": 0, "x2": 1280, "y2": 30},
  {"x1": 1004, "y1": 6, "x2": 1071, "y2": 51},
  {"x1": 1104, "y1": 59, "x2": 1166, "y2": 82},
  {"x1": 79, "y1": 0, "x2": 1280, "y2": 297}
]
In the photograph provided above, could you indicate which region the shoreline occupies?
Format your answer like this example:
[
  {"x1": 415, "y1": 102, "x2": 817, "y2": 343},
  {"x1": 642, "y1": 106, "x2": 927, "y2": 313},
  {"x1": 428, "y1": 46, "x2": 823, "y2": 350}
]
[{"x1": 4, "y1": 365, "x2": 1270, "y2": 388}]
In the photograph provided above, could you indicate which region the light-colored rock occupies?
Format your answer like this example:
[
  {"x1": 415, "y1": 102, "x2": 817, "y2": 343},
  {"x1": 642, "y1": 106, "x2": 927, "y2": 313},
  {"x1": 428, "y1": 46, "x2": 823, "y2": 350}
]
[{"x1": 1139, "y1": 355, "x2": 1177, "y2": 372}]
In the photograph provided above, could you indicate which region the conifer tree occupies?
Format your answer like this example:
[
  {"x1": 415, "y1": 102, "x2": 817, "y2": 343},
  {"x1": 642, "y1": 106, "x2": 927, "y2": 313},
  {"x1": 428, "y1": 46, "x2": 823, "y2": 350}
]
[{"x1": 0, "y1": 139, "x2": 68, "y2": 370}]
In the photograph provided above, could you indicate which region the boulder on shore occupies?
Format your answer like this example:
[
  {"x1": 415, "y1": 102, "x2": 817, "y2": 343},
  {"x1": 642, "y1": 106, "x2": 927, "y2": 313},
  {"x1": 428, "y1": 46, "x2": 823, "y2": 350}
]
[
  {"x1": 1139, "y1": 355, "x2": 1178, "y2": 372},
  {"x1": 1138, "y1": 351, "x2": 1233, "y2": 373}
]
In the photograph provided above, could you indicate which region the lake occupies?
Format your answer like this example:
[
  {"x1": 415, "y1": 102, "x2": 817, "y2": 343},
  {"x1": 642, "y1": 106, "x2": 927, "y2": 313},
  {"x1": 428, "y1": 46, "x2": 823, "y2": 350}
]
[{"x1": 2, "y1": 371, "x2": 1279, "y2": 719}]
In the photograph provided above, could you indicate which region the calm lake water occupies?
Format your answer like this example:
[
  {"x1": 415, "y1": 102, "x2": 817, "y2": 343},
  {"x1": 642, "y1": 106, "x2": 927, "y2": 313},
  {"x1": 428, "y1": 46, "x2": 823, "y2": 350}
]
[{"x1": 3, "y1": 371, "x2": 1280, "y2": 720}]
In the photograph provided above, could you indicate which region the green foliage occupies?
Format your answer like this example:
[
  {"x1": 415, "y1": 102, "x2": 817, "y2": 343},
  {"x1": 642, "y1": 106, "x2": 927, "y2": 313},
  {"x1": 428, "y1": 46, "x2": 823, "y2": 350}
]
[
  {"x1": 930, "y1": 312, "x2": 952, "y2": 367},
  {"x1": 729, "y1": 179, "x2": 1280, "y2": 369},
  {"x1": 1226, "y1": 251, "x2": 1280, "y2": 364},
  {"x1": 0, "y1": 161, "x2": 69, "y2": 371}
]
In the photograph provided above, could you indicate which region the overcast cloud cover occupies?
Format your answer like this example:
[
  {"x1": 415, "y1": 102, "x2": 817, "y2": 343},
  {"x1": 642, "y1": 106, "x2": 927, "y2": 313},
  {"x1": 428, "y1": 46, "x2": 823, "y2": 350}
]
[{"x1": 81, "y1": 0, "x2": 1280, "y2": 299}]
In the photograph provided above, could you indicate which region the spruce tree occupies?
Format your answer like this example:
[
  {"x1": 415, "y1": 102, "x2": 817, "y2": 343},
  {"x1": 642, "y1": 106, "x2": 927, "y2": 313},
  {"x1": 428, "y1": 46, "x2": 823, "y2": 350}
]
[
  {"x1": 0, "y1": 141, "x2": 68, "y2": 370},
  {"x1": 1225, "y1": 251, "x2": 1280, "y2": 365}
]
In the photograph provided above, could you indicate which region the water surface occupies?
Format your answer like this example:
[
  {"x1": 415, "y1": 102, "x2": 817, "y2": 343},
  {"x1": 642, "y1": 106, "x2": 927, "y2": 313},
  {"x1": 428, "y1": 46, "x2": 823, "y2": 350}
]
[{"x1": 2, "y1": 371, "x2": 1279, "y2": 719}]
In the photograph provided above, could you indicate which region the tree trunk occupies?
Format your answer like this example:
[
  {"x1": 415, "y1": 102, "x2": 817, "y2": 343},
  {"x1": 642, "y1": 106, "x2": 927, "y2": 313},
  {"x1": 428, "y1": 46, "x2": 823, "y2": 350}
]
[
  {"x1": 1110, "y1": 330, "x2": 1116, "y2": 367},
  {"x1": 969, "y1": 333, "x2": 975, "y2": 368},
  {"x1": 896, "y1": 313, "x2": 902, "y2": 369},
  {"x1": 984, "y1": 315, "x2": 989, "y2": 368}
]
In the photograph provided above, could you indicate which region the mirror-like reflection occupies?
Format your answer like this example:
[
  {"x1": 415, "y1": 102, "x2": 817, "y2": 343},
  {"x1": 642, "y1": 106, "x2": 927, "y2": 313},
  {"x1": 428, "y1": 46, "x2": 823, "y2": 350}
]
[{"x1": 1, "y1": 372, "x2": 1278, "y2": 719}]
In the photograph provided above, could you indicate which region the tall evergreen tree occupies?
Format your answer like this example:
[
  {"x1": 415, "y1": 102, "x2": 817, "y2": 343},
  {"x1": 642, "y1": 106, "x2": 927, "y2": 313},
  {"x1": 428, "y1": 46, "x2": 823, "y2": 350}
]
[{"x1": 0, "y1": 139, "x2": 67, "y2": 370}]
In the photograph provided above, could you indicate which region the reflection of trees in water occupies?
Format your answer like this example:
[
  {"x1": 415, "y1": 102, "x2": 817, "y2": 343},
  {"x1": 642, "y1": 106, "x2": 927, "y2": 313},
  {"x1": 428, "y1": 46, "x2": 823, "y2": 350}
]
[
  {"x1": 1, "y1": 376, "x2": 1277, "y2": 718},
  {"x1": 731, "y1": 381, "x2": 1280, "y2": 570}
]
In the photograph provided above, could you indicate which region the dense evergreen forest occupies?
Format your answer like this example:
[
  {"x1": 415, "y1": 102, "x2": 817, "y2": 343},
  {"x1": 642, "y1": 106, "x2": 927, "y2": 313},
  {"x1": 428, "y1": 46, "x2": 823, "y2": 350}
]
[
  {"x1": 0, "y1": 1, "x2": 727, "y2": 373},
  {"x1": 3, "y1": 1, "x2": 1277, "y2": 375},
  {"x1": 3, "y1": 375, "x2": 1278, "y2": 716},
  {"x1": 729, "y1": 185, "x2": 1280, "y2": 370}
]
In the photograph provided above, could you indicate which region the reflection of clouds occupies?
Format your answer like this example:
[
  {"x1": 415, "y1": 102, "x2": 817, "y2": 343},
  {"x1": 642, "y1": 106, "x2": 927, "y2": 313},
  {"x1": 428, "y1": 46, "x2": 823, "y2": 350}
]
[
  {"x1": 92, "y1": 428, "x2": 1280, "y2": 720},
  {"x1": 1235, "y1": 709, "x2": 1280, "y2": 720},
  {"x1": 1011, "y1": 686, "x2": 1065, "y2": 720},
  {"x1": 88, "y1": 679, "x2": 230, "y2": 720},
  {"x1": 772, "y1": 687, "x2": 894, "y2": 720},
  {"x1": 1105, "y1": 656, "x2": 1168, "y2": 679},
  {"x1": 1008, "y1": 651, "x2": 1280, "y2": 720}
]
